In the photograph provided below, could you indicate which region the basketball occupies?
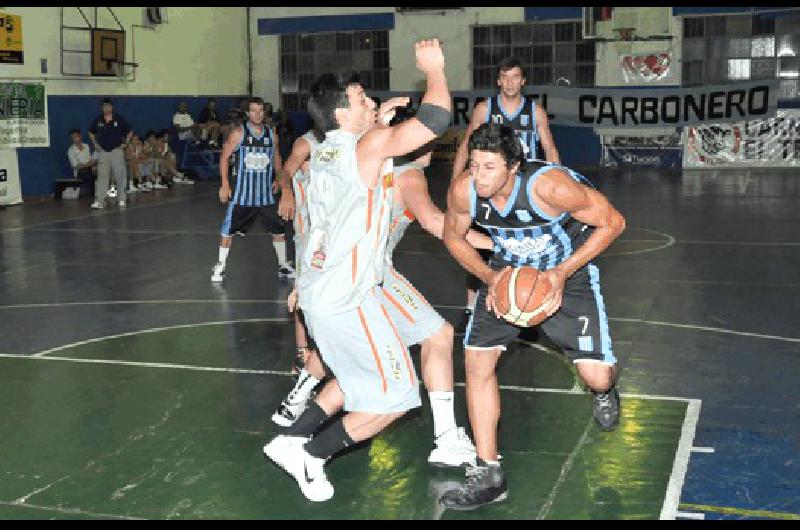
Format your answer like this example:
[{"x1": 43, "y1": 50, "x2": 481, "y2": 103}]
[{"x1": 492, "y1": 266, "x2": 553, "y2": 327}]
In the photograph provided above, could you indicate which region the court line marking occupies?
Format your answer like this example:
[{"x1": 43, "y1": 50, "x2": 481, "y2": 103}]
[
  {"x1": 0, "y1": 300, "x2": 289, "y2": 310},
  {"x1": 677, "y1": 503, "x2": 800, "y2": 520},
  {"x1": 5, "y1": 321, "x2": 701, "y2": 520},
  {"x1": 24, "y1": 228, "x2": 223, "y2": 236},
  {"x1": 690, "y1": 446, "x2": 715, "y2": 453},
  {"x1": 675, "y1": 511, "x2": 706, "y2": 520},
  {"x1": 30, "y1": 318, "x2": 292, "y2": 357},
  {"x1": 0, "y1": 192, "x2": 214, "y2": 233},
  {"x1": 610, "y1": 317, "x2": 800, "y2": 344},
  {"x1": 537, "y1": 418, "x2": 594, "y2": 520},
  {"x1": 0, "y1": 500, "x2": 143, "y2": 520},
  {"x1": 660, "y1": 399, "x2": 701, "y2": 520}
]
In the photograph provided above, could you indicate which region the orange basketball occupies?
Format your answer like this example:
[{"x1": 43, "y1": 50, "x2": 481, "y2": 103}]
[{"x1": 492, "y1": 266, "x2": 553, "y2": 327}]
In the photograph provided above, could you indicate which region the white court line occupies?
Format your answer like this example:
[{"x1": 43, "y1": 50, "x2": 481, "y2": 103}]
[
  {"x1": 0, "y1": 353, "x2": 293, "y2": 376},
  {"x1": 0, "y1": 299, "x2": 287, "y2": 310},
  {"x1": 691, "y1": 446, "x2": 715, "y2": 453},
  {"x1": 611, "y1": 317, "x2": 800, "y2": 344},
  {"x1": 676, "y1": 511, "x2": 706, "y2": 520},
  {"x1": 26, "y1": 228, "x2": 221, "y2": 236},
  {"x1": 537, "y1": 418, "x2": 594, "y2": 520},
  {"x1": 0, "y1": 500, "x2": 143, "y2": 520},
  {"x1": 0, "y1": 192, "x2": 213, "y2": 233},
  {"x1": 660, "y1": 399, "x2": 702, "y2": 520},
  {"x1": 31, "y1": 318, "x2": 291, "y2": 357}
]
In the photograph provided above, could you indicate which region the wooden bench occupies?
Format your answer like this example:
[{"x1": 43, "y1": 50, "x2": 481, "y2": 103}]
[{"x1": 53, "y1": 178, "x2": 82, "y2": 200}]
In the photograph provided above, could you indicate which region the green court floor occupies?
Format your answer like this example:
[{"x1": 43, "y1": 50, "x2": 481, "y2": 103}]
[{"x1": 0, "y1": 322, "x2": 688, "y2": 519}]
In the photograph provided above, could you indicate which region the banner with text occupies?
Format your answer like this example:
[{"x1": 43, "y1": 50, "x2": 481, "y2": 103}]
[
  {"x1": 0, "y1": 82, "x2": 49, "y2": 148},
  {"x1": 0, "y1": 149, "x2": 23, "y2": 205},
  {"x1": 684, "y1": 109, "x2": 800, "y2": 168},
  {"x1": 371, "y1": 79, "x2": 779, "y2": 129}
]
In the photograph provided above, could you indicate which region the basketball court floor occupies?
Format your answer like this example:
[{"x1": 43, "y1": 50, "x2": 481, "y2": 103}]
[{"x1": 0, "y1": 166, "x2": 798, "y2": 520}]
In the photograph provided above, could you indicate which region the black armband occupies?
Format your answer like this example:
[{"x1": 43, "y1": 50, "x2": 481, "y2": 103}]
[{"x1": 416, "y1": 103, "x2": 451, "y2": 136}]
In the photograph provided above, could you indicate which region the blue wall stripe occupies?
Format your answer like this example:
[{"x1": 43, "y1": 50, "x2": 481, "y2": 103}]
[
  {"x1": 258, "y1": 13, "x2": 395, "y2": 35},
  {"x1": 672, "y1": 7, "x2": 796, "y2": 16},
  {"x1": 524, "y1": 7, "x2": 582, "y2": 21}
]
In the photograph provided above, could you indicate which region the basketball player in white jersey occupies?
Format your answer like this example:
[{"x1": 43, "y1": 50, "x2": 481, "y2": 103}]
[
  {"x1": 263, "y1": 39, "x2": 453, "y2": 503},
  {"x1": 270, "y1": 103, "x2": 493, "y2": 469},
  {"x1": 451, "y1": 57, "x2": 561, "y2": 336}
]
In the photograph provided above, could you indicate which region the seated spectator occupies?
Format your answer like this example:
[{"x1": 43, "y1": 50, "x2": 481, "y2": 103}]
[
  {"x1": 124, "y1": 133, "x2": 143, "y2": 193},
  {"x1": 144, "y1": 130, "x2": 168, "y2": 189},
  {"x1": 172, "y1": 101, "x2": 198, "y2": 142},
  {"x1": 157, "y1": 129, "x2": 193, "y2": 185},
  {"x1": 197, "y1": 98, "x2": 222, "y2": 149},
  {"x1": 67, "y1": 129, "x2": 98, "y2": 199},
  {"x1": 125, "y1": 133, "x2": 152, "y2": 192}
]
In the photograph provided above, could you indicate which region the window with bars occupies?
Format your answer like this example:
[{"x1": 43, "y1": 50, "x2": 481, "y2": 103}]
[
  {"x1": 472, "y1": 21, "x2": 595, "y2": 89},
  {"x1": 681, "y1": 11, "x2": 800, "y2": 100},
  {"x1": 279, "y1": 30, "x2": 390, "y2": 112}
]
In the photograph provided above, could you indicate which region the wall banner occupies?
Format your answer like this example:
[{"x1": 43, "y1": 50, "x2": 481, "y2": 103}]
[
  {"x1": 683, "y1": 109, "x2": 800, "y2": 168},
  {"x1": 371, "y1": 79, "x2": 779, "y2": 129},
  {"x1": 0, "y1": 82, "x2": 49, "y2": 148}
]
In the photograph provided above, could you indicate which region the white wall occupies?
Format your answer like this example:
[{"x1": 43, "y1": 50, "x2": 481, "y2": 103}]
[
  {"x1": 0, "y1": 7, "x2": 248, "y2": 96},
  {"x1": 250, "y1": 7, "x2": 524, "y2": 105}
]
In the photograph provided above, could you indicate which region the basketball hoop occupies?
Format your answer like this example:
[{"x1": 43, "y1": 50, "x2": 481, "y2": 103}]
[
  {"x1": 613, "y1": 27, "x2": 635, "y2": 55},
  {"x1": 613, "y1": 27, "x2": 635, "y2": 41}
]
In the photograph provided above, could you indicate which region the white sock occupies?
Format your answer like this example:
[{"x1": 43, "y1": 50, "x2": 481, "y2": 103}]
[
  {"x1": 429, "y1": 391, "x2": 457, "y2": 438},
  {"x1": 273, "y1": 239, "x2": 286, "y2": 266},
  {"x1": 290, "y1": 369, "x2": 321, "y2": 403},
  {"x1": 218, "y1": 246, "x2": 230, "y2": 266},
  {"x1": 484, "y1": 460, "x2": 500, "y2": 467}
]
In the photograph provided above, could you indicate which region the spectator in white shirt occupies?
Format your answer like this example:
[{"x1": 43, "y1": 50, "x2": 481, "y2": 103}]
[
  {"x1": 172, "y1": 101, "x2": 198, "y2": 142},
  {"x1": 67, "y1": 129, "x2": 98, "y2": 198}
]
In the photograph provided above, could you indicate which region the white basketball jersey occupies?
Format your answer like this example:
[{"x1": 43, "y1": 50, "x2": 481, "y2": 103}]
[
  {"x1": 298, "y1": 129, "x2": 394, "y2": 315},
  {"x1": 384, "y1": 162, "x2": 418, "y2": 269}
]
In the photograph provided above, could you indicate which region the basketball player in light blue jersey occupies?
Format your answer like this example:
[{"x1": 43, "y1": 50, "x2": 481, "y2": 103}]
[
  {"x1": 211, "y1": 97, "x2": 295, "y2": 283},
  {"x1": 441, "y1": 123, "x2": 625, "y2": 510},
  {"x1": 451, "y1": 56, "x2": 561, "y2": 336}
]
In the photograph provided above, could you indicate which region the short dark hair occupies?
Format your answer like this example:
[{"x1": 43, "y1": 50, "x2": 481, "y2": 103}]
[
  {"x1": 69, "y1": 128, "x2": 80, "y2": 136},
  {"x1": 101, "y1": 97, "x2": 113, "y2": 106},
  {"x1": 468, "y1": 123, "x2": 523, "y2": 168},
  {"x1": 158, "y1": 129, "x2": 170, "y2": 139},
  {"x1": 497, "y1": 57, "x2": 526, "y2": 79},
  {"x1": 247, "y1": 96, "x2": 265, "y2": 110},
  {"x1": 145, "y1": 130, "x2": 156, "y2": 139},
  {"x1": 307, "y1": 71, "x2": 362, "y2": 133}
]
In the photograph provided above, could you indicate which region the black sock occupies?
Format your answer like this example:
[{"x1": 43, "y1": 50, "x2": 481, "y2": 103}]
[
  {"x1": 303, "y1": 418, "x2": 354, "y2": 460},
  {"x1": 285, "y1": 401, "x2": 328, "y2": 438}
]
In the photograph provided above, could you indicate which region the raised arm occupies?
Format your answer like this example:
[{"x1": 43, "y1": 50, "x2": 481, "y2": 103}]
[{"x1": 357, "y1": 39, "x2": 451, "y2": 184}]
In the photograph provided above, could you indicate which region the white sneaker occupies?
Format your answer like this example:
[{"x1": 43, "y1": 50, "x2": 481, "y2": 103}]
[
  {"x1": 139, "y1": 182, "x2": 152, "y2": 192},
  {"x1": 90, "y1": 201, "x2": 104, "y2": 210},
  {"x1": 154, "y1": 182, "x2": 169, "y2": 189},
  {"x1": 119, "y1": 200, "x2": 126, "y2": 208},
  {"x1": 263, "y1": 436, "x2": 334, "y2": 502},
  {"x1": 127, "y1": 183, "x2": 139, "y2": 193},
  {"x1": 428, "y1": 427, "x2": 477, "y2": 468},
  {"x1": 107, "y1": 186, "x2": 118, "y2": 199},
  {"x1": 175, "y1": 171, "x2": 185, "y2": 178},
  {"x1": 210, "y1": 261, "x2": 226, "y2": 282}
]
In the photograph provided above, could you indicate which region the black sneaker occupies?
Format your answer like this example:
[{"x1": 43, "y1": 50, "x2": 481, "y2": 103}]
[
  {"x1": 439, "y1": 459, "x2": 508, "y2": 511},
  {"x1": 592, "y1": 386, "x2": 620, "y2": 431},
  {"x1": 454, "y1": 308, "x2": 472, "y2": 336},
  {"x1": 278, "y1": 262, "x2": 295, "y2": 280}
]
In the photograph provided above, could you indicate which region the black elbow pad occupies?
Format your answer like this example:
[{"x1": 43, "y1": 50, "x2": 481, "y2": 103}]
[{"x1": 416, "y1": 103, "x2": 451, "y2": 136}]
